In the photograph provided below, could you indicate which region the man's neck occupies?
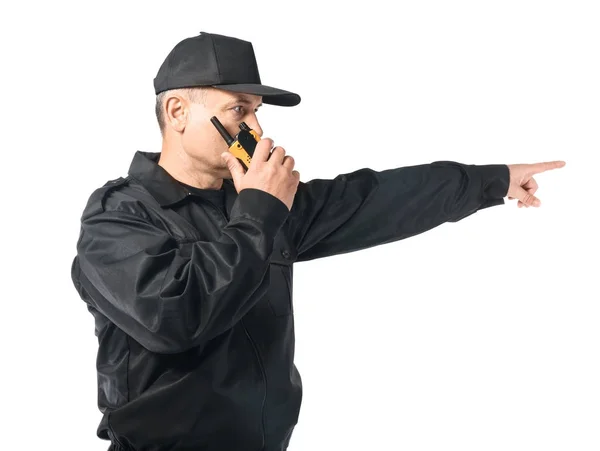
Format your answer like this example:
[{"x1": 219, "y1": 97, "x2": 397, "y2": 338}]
[{"x1": 158, "y1": 146, "x2": 223, "y2": 190}]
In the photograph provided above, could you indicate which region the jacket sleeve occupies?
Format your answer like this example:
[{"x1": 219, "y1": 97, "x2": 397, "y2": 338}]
[
  {"x1": 288, "y1": 161, "x2": 509, "y2": 262},
  {"x1": 73, "y1": 188, "x2": 289, "y2": 354}
]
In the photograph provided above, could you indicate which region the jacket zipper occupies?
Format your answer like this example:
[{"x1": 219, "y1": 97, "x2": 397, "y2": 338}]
[{"x1": 200, "y1": 196, "x2": 268, "y2": 450}]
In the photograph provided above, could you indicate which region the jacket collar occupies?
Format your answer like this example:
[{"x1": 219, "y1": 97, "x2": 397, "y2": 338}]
[{"x1": 127, "y1": 151, "x2": 236, "y2": 208}]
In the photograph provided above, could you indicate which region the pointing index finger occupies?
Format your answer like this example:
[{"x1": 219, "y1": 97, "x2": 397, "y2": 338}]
[{"x1": 531, "y1": 160, "x2": 566, "y2": 174}]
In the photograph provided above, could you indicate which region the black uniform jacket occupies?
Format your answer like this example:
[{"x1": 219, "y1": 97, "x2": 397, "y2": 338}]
[{"x1": 71, "y1": 151, "x2": 509, "y2": 451}]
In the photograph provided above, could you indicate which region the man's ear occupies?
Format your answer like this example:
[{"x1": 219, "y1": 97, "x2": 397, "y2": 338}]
[{"x1": 164, "y1": 94, "x2": 188, "y2": 133}]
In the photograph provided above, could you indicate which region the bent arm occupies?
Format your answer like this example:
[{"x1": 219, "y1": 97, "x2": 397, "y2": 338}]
[{"x1": 73, "y1": 189, "x2": 289, "y2": 354}]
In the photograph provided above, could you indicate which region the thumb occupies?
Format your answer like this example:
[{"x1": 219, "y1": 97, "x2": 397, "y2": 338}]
[
  {"x1": 221, "y1": 152, "x2": 245, "y2": 186},
  {"x1": 513, "y1": 185, "x2": 541, "y2": 207}
]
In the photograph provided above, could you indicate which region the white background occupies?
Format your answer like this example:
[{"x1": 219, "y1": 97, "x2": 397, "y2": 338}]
[{"x1": 1, "y1": 0, "x2": 598, "y2": 450}]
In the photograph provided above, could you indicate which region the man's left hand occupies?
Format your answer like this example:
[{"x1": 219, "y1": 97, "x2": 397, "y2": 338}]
[{"x1": 506, "y1": 160, "x2": 566, "y2": 208}]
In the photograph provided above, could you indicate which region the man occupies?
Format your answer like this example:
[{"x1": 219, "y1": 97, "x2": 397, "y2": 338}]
[{"x1": 71, "y1": 31, "x2": 565, "y2": 451}]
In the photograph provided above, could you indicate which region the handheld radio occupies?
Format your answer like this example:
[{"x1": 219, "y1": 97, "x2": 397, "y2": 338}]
[{"x1": 210, "y1": 116, "x2": 260, "y2": 170}]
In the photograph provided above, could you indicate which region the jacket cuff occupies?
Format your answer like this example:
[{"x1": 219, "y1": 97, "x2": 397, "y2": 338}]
[
  {"x1": 477, "y1": 164, "x2": 510, "y2": 210},
  {"x1": 229, "y1": 188, "x2": 290, "y2": 236}
]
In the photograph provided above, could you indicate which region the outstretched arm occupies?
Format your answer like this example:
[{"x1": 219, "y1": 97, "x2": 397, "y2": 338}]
[{"x1": 288, "y1": 158, "x2": 565, "y2": 262}]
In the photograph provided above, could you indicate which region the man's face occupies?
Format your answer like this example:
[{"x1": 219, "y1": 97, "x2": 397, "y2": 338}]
[{"x1": 180, "y1": 88, "x2": 264, "y2": 177}]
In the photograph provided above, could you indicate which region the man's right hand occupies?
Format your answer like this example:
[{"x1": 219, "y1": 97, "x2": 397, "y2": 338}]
[{"x1": 222, "y1": 138, "x2": 300, "y2": 211}]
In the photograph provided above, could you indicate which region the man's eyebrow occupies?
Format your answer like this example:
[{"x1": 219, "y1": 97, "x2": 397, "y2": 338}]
[{"x1": 224, "y1": 97, "x2": 263, "y2": 108}]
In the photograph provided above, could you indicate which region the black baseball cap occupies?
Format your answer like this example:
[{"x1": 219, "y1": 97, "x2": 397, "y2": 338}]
[{"x1": 153, "y1": 31, "x2": 301, "y2": 107}]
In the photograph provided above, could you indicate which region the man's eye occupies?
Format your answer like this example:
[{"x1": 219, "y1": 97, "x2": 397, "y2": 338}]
[{"x1": 231, "y1": 105, "x2": 259, "y2": 115}]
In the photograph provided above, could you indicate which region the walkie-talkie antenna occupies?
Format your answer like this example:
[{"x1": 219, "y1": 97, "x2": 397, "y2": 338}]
[{"x1": 210, "y1": 116, "x2": 234, "y2": 146}]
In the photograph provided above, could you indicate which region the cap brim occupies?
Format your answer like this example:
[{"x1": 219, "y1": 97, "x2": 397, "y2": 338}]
[{"x1": 212, "y1": 83, "x2": 301, "y2": 107}]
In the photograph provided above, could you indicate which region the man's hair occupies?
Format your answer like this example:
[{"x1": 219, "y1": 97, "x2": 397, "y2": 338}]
[{"x1": 155, "y1": 87, "x2": 207, "y2": 135}]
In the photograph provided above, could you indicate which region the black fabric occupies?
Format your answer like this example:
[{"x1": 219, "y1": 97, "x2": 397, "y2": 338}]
[
  {"x1": 178, "y1": 180, "x2": 227, "y2": 212},
  {"x1": 177, "y1": 181, "x2": 230, "y2": 231},
  {"x1": 153, "y1": 32, "x2": 301, "y2": 106},
  {"x1": 71, "y1": 151, "x2": 509, "y2": 450}
]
